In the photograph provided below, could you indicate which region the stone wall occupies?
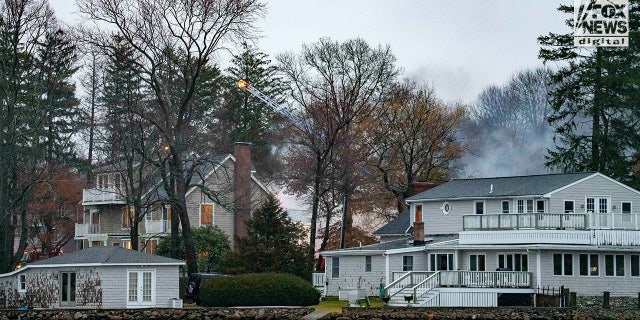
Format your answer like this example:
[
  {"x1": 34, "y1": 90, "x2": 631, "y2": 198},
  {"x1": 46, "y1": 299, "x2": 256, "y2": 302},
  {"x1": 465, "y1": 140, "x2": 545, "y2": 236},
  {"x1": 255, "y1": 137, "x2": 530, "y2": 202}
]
[{"x1": 0, "y1": 307, "x2": 312, "y2": 320}]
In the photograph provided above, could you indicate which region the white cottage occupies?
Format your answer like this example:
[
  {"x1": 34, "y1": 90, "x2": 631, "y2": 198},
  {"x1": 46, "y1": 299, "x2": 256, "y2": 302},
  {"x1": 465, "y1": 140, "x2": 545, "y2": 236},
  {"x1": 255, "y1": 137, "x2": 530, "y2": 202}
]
[
  {"x1": 321, "y1": 172, "x2": 640, "y2": 307},
  {"x1": 0, "y1": 246, "x2": 184, "y2": 309}
]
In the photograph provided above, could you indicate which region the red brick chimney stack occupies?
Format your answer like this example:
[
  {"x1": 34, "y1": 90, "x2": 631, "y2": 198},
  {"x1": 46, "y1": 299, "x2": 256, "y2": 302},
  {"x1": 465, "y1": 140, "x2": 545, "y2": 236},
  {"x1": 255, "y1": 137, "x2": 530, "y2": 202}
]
[
  {"x1": 413, "y1": 221, "x2": 425, "y2": 245},
  {"x1": 234, "y1": 142, "x2": 252, "y2": 242}
]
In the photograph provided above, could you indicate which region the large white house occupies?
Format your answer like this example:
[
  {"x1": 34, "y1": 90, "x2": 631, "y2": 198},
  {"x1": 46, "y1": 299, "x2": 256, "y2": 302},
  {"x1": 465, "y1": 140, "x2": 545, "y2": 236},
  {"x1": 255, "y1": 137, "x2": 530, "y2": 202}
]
[{"x1": 320, "y1": 172, "x2": 640, "y2": 307}]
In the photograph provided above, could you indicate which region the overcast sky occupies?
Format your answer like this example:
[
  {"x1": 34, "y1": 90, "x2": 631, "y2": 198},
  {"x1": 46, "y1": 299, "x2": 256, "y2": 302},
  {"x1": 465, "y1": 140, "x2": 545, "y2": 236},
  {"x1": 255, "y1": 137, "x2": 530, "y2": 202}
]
[{"x1": 48, "y1": 0, "x2": 568, "y2": 105}]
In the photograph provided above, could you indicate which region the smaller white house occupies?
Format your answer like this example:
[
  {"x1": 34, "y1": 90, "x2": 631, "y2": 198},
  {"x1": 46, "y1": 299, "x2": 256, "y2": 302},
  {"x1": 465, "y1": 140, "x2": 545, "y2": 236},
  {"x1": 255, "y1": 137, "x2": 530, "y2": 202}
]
[{"x1": 0, "y1": 246, "x2": 184, "y2": 309}]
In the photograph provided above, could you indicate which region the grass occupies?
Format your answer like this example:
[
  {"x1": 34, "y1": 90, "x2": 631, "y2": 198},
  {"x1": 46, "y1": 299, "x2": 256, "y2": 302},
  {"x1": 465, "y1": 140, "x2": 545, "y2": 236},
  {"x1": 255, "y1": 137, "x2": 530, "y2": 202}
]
[{"x1": 311, "y1": 297, "x2": 385, "y2": 313}]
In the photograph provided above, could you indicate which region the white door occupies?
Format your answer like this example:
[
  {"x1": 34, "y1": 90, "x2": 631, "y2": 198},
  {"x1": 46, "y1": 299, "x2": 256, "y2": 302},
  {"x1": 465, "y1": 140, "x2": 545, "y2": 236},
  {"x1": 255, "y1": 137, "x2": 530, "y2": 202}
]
[
  {"x1": 127, "y1": 270, "x2": 156, "y2": 307},
  {"x1": 586, "y1": 197, "x2": 611, "y2": 228}
]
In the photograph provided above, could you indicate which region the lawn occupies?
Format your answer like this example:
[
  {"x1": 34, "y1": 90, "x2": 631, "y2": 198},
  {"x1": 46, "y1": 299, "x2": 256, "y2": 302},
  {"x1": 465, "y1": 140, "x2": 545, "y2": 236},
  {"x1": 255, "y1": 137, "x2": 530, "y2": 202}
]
[{"x1": 311, "y1": 297, "x2": 385, "y2": 313}]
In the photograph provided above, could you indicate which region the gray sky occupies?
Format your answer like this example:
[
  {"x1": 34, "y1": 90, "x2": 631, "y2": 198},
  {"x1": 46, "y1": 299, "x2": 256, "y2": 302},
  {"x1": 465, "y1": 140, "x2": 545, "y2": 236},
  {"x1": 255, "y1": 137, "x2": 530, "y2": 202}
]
[{"x1": 48, "y1": 0, "x2": 567, "y2": 105}]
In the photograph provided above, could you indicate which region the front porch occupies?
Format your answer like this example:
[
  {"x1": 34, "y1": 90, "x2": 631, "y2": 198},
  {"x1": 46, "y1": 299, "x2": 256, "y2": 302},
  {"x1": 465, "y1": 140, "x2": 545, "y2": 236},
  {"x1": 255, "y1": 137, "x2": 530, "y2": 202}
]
[{"x1": 385, "y1": 270, "x2": 532, "y2": 307}]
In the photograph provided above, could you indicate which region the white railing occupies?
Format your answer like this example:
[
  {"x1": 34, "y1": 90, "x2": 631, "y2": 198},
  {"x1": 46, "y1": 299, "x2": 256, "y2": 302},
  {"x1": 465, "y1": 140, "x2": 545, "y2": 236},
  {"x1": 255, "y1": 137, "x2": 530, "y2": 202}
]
[
  {"x1": 385, "y1": 271, "x2": 434, "y2": 299},
  {"x1": 464, "y1": 213, "x2": 595, "y2": 231},
  {"x1": 82, "y1": 188, "x2": 126, "y2": 204},
  {"x1": 75, "y1": 223, "x2": 100, "y2": 238},
  {"x1": 413, "y1": 272, "x2": 440, "y2": 302},
  {"x1": 145, "y1": 220, "x2": 169, "y2": 234},
  {"x1": 589, "y1": 213, "x2": 640, "y2": 230}
]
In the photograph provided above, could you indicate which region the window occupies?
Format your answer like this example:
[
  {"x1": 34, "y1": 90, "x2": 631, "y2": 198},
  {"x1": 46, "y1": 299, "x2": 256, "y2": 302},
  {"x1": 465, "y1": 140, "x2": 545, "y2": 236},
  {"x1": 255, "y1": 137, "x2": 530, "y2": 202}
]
[
  {"x1": 586, "y1": 197, "x2": 609, "y2": 213},
  {"x1": 632, "y1": 255, "x2": 639, "y2": 277},
  {"x1": 415, "y1": 204, "x2": 422, "y2": 223},
  {"x1": 622, "y1": 202, "x2": 632, "y2": 214},
  {"x1": 365, "y1": 256, "x2": 372, "y2": 272},
  {"x1": 599, "y1": 198, "x2": 608, "y2": 213},
  {"x1": 517, "y1": 200, "x2": 524, "y2": 213},
  {"x1": 564, "y1": 201, "x2": 574, "y2": 213},
  {"x1": 526, "y1": 200, "x2": 534, "y2": 213},
  {"x1": 429, "y1": 253, "x2": 454, "y2": 271},
  {"x1": 122, "y1": 239, "x2": 132, "y2": 250},
  {"x1": 579, "y1": 254, "x2": 599, "y2": 276},
  {"x1": 469, "y1": 254, "x2": 486, "y2": 271},
  {"x1": 474, "y1": 201, "x2": 484, "y2": 215},
  {"x1": 536, "y1": 200, "x2": 545, "y2": 213},
  {"x1": 122, "y1": 207, "x2": 133, "y2": 229},
  {"x1": 501, "y1": 201, "x2": 510, "y2": 214},
  {"x1": 586, "y1": 198, "x2": 595, "y2": 213},
  {"x1": 331, "y1": 257, "x2": 339, "y2": 278},
  {"x1": 200, "y1": 204, "x2": 213, "y2": 225},
  {"x1": 18, "y1": 274, "x2": 26, "y2": 292},
  {"x1": 127, "y1": 270, "x2": 155, "y2": 306},
  {"x1": 60, "y1": 272, "x2": 76, "y2": 305},
  {"x1": 497, "y1": 253, "x2": 528, "y2": 271},
  {"x1": 553, "y1": 253, "x2": 573, "y2": 275},
  {"x1": 403, "y1": 256, "x2": 414, "y2": 271},
  {"x1": 605, "y1": 254, "x2": 625, "y2": 277}
]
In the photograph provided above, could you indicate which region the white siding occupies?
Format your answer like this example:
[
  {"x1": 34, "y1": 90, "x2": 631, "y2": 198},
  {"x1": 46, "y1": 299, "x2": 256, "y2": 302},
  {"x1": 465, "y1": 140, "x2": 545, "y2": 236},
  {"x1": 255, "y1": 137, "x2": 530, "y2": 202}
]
[
  {"x1": 325, "y1": 254, "x2": 386, "y2": 297},
  {"x1": 549, "y1": 175, "x2": 640, "y2": 214}
]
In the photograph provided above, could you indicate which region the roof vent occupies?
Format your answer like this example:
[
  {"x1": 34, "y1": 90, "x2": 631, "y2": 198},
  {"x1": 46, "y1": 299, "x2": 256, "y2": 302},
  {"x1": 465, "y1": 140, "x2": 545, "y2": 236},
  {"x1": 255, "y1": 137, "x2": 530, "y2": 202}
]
[{"x1": 489, "y1": 184, "x2": 493, "y2": 194}]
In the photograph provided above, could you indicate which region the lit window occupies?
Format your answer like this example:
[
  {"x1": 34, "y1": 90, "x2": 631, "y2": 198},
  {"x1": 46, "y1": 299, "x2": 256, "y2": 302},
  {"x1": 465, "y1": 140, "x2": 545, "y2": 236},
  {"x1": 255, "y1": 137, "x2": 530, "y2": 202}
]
[
  {"x1": 122, "y1": 240, "x2": 132, "y2": 250},
  {"x1": 200, "y1": 204, "x2": 213, "y2": 225},
  {"x1": 579, "y1": 254, "x2": 599, "y2": 276}
]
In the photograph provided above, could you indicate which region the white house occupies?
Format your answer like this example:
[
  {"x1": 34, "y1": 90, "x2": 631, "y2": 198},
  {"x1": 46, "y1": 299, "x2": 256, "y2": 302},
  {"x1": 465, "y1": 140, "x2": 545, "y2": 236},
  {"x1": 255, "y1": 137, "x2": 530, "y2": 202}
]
[
  {"x1": 321, "y1": 172, "x2": 640, "y2": 307},
  {"x1": 0, "y1": 246, "x2": 184, "y2": 309}
]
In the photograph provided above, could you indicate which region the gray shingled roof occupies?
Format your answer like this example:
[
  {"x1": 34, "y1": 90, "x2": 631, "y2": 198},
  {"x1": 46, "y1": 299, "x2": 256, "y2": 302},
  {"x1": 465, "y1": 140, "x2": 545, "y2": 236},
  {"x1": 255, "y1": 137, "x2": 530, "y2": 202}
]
[
  {"x1": 407, "y1": 172, "x2": 595, "y2": 201},
  {"x1": 373, "y1": 211, "x2": 411, "y2": 236},
  {"x1": 30, "y1": 247, "x2": 184, "y2": 266}
]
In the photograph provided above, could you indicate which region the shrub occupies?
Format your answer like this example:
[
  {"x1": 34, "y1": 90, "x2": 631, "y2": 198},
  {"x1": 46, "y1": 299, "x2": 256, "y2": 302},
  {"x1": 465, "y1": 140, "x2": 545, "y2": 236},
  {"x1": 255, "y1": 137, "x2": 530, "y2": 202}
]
[{"x1": 198, "y1": 272, "x2": 321, "y2": 307}]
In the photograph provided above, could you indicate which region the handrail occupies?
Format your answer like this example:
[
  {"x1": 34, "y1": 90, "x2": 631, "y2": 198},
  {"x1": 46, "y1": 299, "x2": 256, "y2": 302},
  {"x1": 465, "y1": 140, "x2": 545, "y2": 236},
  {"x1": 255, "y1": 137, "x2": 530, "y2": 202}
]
[
  {"x1": 384, "y1": 271, "x2": 433, "y2": 299},
  {"x1": 384, "y1": 271, "x2": 411, "y2": 299},
  {"x1": 412, "y1": 271, "x2": 440, "y2": 303}
]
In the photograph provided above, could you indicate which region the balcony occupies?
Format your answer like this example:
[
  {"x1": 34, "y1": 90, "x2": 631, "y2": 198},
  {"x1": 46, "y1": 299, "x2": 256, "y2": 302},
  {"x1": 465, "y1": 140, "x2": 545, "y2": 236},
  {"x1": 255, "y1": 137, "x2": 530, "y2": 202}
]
[
  {"x1": 75, "y1": 223, "x2": 101, "y2": 239},
  {"x1": 82, "y1": 188, "x2": 127, "y2": 205},
  {"x1": 145, "y1": 220, "x2": 169, "y2": 235},
  {"x1": 461, "y1": 213, "x2": 640, "y2": 246}
]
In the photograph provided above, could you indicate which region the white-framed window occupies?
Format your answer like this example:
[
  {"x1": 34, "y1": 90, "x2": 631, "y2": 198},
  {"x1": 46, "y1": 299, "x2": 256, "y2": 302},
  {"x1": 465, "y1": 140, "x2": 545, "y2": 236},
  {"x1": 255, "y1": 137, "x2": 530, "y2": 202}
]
[
  {"x1": 497, "y1": 253, "x2": 528, "y2": 271},
  {"x1": 96, "y1": 173, "x2": 122, "y2": 190},
  {"x1": 564, "y1": 200, "x2": 574, "y2": 213},
  {"x1": 415, "y1": 204, "x2": 423, "y2": 222},
  {"x1": 127, "y1": 269, "x2": 156, "y2": 307},
  {"x1": 474, "y1": 200, "x2": 484, "y2": 215},
  {"x1": 622, "y1": 202, "x2": 632, "y2": 214},
  {"x1": 501, "y1": 200, "x2": 510, "y2": 214},
  {"x1": 365, "y1": 256, "x2": 372, "y2": 272},
  {"x1": 331, "y1": 257, "x2": 339, "y2": 278},
  {"x1": 403, "y1": 256, "x2": 414, "y2": 271},
  {"x1": 586, "y1": 196, "x2": 610, "y2": 213},
  {"x1": 429, "y1": 253, "x2": 454, "y2": 271},
  {"x1": 200, "y1": 203, "x2": 214, "y2": 225},
  {"x1": 18, "y1": 274, "x2": 26, "y2": 292},
  {"x1": 605, "y1": 254, "x2": 625, "y2": 277},
  {"x1": 579, "y1": 254, "x2": 599, "y2": 276},
  {"x1": 122, "y1": 239, "x2": 132, "y2": 250},
  {"x1": 536, "y1": 200, "x2": 545, "y2": 213},
  {"x1": 517, "y1": 199, "x2": 524, "y2": 213},
  {"x1": 553, "y1": 253, "x2": 573, "y2": 275},
  {"x1": 469, "y1": 254, "x2": 486, "y2": 271},
  {"x1": 526, "y1": 200, "x2": 534, "y2": 213},
  {"x1": 632, "y1": 255, "x2": 640, "y2": 277}
]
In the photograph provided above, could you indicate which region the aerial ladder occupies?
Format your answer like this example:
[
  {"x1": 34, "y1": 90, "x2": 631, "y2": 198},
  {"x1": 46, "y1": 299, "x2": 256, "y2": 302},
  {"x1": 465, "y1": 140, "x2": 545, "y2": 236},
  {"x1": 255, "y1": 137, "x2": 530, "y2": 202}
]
[{"x1": 237, "y1": 79, "x2": 351, "y2": 249}]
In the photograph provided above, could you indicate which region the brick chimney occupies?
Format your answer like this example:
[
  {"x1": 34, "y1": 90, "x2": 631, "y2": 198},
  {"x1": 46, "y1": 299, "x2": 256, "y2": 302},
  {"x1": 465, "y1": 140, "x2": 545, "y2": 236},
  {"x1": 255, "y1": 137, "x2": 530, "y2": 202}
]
[
  {"x1": 413, "y1": 221, "x2": 425, "y2": 245},
  {"x1": 408, "y1": 182, "x2": 436, "y2": 197},
  {"x1": 234, "y1": 142, "x2": 252, "y2": 242}
]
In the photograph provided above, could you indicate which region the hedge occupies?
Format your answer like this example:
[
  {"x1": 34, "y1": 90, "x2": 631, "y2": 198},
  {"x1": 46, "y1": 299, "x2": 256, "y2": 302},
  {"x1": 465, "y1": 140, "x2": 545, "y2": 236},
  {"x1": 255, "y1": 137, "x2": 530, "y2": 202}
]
[{"x1": 199, "y1": 272, "x2": 321, "y2": 307}]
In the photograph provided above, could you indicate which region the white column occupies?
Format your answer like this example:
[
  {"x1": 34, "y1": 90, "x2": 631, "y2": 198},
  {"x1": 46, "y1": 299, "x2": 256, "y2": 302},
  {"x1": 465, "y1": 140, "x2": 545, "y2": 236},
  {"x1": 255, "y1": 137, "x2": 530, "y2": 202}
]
[{"x1": 385, "y1": 253, "x2": 390, "y2": 285}]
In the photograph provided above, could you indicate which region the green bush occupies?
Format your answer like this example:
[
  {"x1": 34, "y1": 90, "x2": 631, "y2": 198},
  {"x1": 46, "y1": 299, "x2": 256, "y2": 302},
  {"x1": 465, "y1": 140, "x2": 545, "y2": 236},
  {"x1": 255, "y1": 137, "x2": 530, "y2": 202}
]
[{"x1": 198, "y1": 272, "x2": 321, "y2": 307}]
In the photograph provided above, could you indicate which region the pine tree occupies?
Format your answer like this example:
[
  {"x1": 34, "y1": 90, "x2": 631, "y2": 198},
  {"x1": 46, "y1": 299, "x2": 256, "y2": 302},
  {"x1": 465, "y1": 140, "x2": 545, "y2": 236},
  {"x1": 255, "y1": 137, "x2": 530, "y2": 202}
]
[
  {"x1": 538, "y1": 2, "x2": 640, "y2": 187},
  {"x1": 233, "y1": 196, "x2": 312, "y2": 279},
  {"x1": 221, "y1": 43, "x2": 288, "y2": 177}
]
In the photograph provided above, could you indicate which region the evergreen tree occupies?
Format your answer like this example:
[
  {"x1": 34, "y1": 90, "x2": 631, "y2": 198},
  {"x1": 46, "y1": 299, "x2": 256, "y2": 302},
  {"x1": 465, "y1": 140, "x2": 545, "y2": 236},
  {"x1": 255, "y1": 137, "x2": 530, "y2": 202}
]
[
  {"x1": 229, "y1": 196, "x2": 312, "y2": 279},
  {"x1": 539, "y1": 2, "x2": 640, "y2": 187},
  {"x1": 35, "y1": 29, "x2": 80, "y2": 164},
  {"x1": 220, "y1": 43, "x2": 288, "y2": 177}
]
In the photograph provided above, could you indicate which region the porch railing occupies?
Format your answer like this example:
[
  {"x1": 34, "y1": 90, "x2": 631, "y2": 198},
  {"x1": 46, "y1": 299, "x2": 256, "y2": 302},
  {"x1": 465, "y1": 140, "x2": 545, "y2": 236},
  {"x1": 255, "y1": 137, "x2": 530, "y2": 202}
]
[
  {"x1": 312, "y1": 273, "x2": 326, "y2": 287},
  {"x1": 463, "y1": 212, "x2": 640, "y2": 231},
  {"x1": 386, "y1": 270, "x2": 530, "y2": 298}
]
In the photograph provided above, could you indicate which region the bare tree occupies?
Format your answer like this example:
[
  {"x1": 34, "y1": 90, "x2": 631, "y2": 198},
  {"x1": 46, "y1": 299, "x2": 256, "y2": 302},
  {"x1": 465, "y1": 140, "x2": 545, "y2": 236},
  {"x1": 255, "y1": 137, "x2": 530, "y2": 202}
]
[
  {"x1": 278, "y1": 37, "x2": 398, "y2": 265},
  {"x1": 366, "y1": 79, "x2": 467, "y2": 215},
  {"x1": 77, "y1": 0, "x2": 265, "y2": 274}
]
